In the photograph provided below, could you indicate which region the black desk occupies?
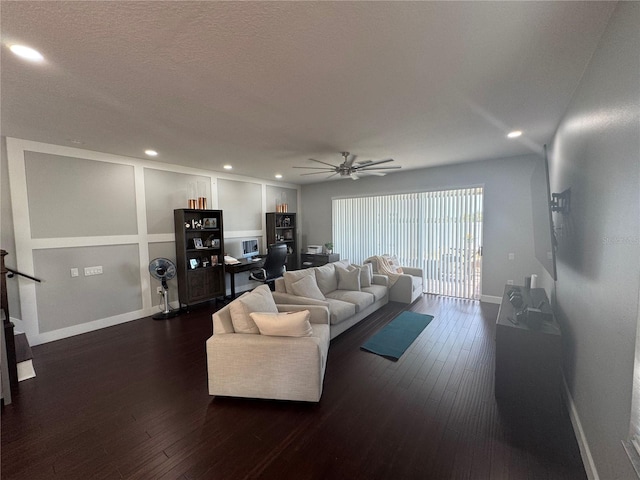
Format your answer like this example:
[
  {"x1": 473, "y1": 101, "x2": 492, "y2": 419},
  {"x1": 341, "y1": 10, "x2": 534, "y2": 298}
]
[{"x1": 224, "y1": 257, "x2": 265, "y2": 298}]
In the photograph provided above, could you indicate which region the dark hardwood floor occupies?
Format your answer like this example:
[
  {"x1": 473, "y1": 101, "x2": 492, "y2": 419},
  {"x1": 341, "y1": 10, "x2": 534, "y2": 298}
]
[{"x1": 1, "y1": 295, "x2": 586, "y2": 479}]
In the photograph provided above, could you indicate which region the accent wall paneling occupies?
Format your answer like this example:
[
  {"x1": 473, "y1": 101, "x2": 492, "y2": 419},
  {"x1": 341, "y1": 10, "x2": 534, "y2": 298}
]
[
  {"x1": 144, "y1": 168, "x2": 212, "y2": 235},
  {"x1": 6, "y1": 137, "x2": 300, "y2": 345},
  {"x1": 218, "y1": 178, "x2": 262, "y2": 232},
  {"x1": 24, "y1": 151, "x2": 138, "y2": 238}
]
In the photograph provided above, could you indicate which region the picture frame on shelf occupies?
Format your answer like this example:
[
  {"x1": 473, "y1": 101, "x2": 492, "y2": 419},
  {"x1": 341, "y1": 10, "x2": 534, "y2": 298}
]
[
  {"x1": 193, "y1": 237, "x2": 204, "y2": 249},
  {"x1": 189, "y1": 258, "x2": 199, "y2": 269},
  {"x1": 211, "y1": 255, "x2": 218, "y2": 265},
  {"x1": 212, "y1": 238, "x2": 220, "y2": 248},
  {"x1": 203, "y1": 217, "x2": 217, "y2": 229}
]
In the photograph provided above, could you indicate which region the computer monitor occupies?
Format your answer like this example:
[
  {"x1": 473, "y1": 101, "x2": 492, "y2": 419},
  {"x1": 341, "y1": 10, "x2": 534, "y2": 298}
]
[{"x1": 242, "y1": 239, "x2": 259, "y2": 259}]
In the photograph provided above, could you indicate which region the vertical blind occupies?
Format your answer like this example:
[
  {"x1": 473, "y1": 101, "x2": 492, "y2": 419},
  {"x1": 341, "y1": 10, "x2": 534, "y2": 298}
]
[{"x1": 332, "y1": 187, "x2": 483, "y2": 299}]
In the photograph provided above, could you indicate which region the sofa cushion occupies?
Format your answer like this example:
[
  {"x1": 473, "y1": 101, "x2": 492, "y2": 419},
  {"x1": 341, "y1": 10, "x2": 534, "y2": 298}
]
[
  {"x1": 336, "y1": 266, "x2": 361, "y2": 291},
  {"x1": 249, "y1": 310, "x2": 313, "y2": 337},
  {"x1": 314, "y1": 263, "x2": 338, "y2": 295},
  {"x1": 290, "y1": 274, "x2": 325, "y2": 300},
  {"x1": 283, "y1": 269, "x2": 316, "y2": 294},
  {"x1": 324, "y1": 298, "x2": 356, "y2": 325},
  {"x1": 229, "y1": 285, "x2": 278, "y2": 334},
  {"x1": 362, "y1": 284, "x2": 387, "y2": 302},
  {"x1": 325, "y1": 290, "x2": 374, "y2": 313}
]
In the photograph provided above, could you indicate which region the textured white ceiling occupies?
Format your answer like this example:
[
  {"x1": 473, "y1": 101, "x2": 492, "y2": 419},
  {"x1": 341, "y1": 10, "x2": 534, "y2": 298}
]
[{"x1": 1, "y1": 1, "x2": 615, "y2": 184}]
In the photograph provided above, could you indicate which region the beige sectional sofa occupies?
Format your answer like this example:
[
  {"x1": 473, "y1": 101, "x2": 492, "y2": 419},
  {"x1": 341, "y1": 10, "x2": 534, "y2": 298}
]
[{"x1": 271, "y1": 260, "x2": 390, "y2": 339}]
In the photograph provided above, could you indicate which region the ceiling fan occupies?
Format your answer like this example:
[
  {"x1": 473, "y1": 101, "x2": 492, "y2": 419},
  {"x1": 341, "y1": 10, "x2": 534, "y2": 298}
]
[{"x1": 294, "y1": 152, "x2": 401, "y2": 180}]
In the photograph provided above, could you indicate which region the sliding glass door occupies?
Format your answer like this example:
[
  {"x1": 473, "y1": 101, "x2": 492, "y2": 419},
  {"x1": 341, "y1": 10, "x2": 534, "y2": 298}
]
[{"x1": 332, "y1": 187, "x2": 483, "y2": 299}]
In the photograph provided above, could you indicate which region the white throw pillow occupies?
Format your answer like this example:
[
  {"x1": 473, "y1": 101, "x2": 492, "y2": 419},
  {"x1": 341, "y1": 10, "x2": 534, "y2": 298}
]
[
  {"x1": 283, "y1": 269, "x2": 316, "y2": 294},
  {"x1": 290, "y1": 274, "x2": 325, "y2": 300},
  {"x1": 250, "y1": 310, "x2": 313, "y2": 337},
  {"x1": 229, "y1": 284, "x2": 278, "y2": 334},
  {"x1": 336, "y1": 266, "x2": 361, "y2": 291}
]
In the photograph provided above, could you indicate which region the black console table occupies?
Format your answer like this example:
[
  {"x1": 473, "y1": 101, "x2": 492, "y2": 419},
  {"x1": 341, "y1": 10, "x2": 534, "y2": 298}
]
[
  {"x1": 301, "y1": 253, "x2": 340, "y2": 268},
  {"x1": 495, "y1": 285, "x2": 562, "y2": 413}
]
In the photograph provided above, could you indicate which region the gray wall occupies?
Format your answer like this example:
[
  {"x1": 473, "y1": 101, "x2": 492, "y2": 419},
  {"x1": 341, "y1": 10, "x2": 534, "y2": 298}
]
[
  {"x1": 33, "y1": 245, "x2": 142, "y2": 332},
  {"x1": 301, "y1": 154, "x2": 544, "y2": 298},
  {"x1": 547, "y1": 2, "x2": 640, "y2": 478}
]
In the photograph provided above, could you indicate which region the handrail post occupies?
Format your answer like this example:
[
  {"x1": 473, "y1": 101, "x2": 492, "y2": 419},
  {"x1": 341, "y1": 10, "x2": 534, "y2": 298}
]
[{"x1": 1, "y1": 249, "x2": 19, "y2": 390}]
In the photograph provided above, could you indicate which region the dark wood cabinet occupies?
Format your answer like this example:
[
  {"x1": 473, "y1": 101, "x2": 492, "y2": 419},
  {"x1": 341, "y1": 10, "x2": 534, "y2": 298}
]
[
  {"x1": 495, "y1": 285, "x2": 562, "y2": 414},
  {"x1": 301, "y1": 253, "x2": 340, "y2": 268},
  {"x1": 174, "y1": 209, "x2": 225, "y2": 307},
  {"x1": 266, "y1": 212, "x2": 298, "y2": 270}
]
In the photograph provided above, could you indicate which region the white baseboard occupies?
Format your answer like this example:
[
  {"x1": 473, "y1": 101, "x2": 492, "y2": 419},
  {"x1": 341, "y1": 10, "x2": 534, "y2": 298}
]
[
  {"x1": 480, "y1": 294, "x2": 502, "y2": 304},
  {"x1": 562, "y1": 374, "x2": 599, "y2": 480}
]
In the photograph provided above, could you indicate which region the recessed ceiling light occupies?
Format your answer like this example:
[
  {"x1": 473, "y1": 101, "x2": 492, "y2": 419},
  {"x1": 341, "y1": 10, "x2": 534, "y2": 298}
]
[
  {"x1": 507, "y1": 130, "x2": 523, "y2": 139},
  {"x1": 9, "y1": 44, "x2": 44, "y2": 62},
  {"x1": 275, "y1": 174, "x2": 283, "y2": 179},
  {"x1": 145, "y1": 149, "x2": 158, "y2": 156},
  {"x1": 223, "y1": 165, "x2": 233, "y2": 170}
]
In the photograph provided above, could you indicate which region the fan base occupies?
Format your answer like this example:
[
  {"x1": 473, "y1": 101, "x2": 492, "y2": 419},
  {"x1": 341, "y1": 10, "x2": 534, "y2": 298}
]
[{"x1": 152, "y1": 310, "x2": 181, "y2": 321}]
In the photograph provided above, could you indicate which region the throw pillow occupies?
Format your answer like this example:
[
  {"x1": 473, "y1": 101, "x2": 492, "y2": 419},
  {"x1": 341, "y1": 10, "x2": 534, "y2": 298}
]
[
  {"x1": 336, "y1": 266, "x2": 361, "y2": 291},
  {"x1": 314, "y1": 263, "x2": 338, "y2": 295},
  {"x1": 359, "y1": 263, "x2": 373, "y2": 287},
  {"x1": 290, "y1": 274, "x2": 325, "y2": 300},
  {"x1": 250, "y1": 310, "x2": 313, "y2": 337},
  {"x1": 385, "y1": 255, "x2": 404, "y2": 274},
  {"x1": 229, "y1": 284, "x2": 278, "y2": 334},
  {"x1": 283, "y1": 269, "x2": 316, "y2": 294}
]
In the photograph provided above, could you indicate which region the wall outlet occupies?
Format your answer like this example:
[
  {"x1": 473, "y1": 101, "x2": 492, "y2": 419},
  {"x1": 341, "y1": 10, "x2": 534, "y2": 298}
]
[
  {"x1": 70, "y1": 268, "x2": 79, "y2": 278},
  {"x1": 508, "y1": 253, "x2": 515, "y2": 260},
  {"x1": 157, "y1": 286, "x2": 163, "y2": 294},
  {"x1": 507, "y1": 279, "x2": 514, "y2": 285},
  {"x1": 84, "y1": 266, "x2": 103, "y2": 276}
]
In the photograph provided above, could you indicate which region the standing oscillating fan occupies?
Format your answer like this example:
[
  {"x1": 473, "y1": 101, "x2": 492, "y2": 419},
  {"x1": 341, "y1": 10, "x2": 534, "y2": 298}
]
[{"x1": 149, "y1": 258, "x2": 181, "y2": 320}]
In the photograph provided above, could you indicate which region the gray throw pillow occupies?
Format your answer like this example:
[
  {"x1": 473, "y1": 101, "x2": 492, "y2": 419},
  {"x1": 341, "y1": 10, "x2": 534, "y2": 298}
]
[
  {"x1": 359, "y1": 263, "x2": 373, "y2": 287},
  {"x1": 315, "y1": 263, "x2": 338, "y2": 295},
  {"x1": 336, "y1": 266, "x2": 361, "y2": 291},
  {"x1": 290, "y1": 274, "x2": 325, "y2": 300},
  {"x1": 229, "y1": 284, "x2": 278, "y2": 334}
]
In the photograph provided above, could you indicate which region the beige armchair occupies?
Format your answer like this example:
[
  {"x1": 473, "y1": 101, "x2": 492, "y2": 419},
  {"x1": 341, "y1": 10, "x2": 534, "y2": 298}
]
[
  {"x1": 206, "y1": 290, "x2": 330, "y2": 402},
  {"x1": 364, "y1": 255, "x2": 424, "y2": 304}
]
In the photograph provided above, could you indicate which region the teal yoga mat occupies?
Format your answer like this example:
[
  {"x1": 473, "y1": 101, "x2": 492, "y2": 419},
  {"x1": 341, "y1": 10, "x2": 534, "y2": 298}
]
[{"x1": 361, "y1": 311, "x2": 434, "y2": 361}]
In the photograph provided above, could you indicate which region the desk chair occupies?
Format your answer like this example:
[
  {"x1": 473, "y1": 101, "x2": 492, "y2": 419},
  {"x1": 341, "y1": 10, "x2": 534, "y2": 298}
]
[{"x1": 249, "y1": 243, "x2": 288, "y2": 289}]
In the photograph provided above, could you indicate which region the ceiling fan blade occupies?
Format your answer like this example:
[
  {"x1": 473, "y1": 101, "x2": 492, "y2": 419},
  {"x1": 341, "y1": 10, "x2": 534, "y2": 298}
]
[
  {"x1": 358, "y1": 165, "x2": 402, "y2": 171},
  {"x1": 309, "y1": 158, "x2": 338, "y2": 168},
  {"x1": 360, "y1": 171, "x2": 386, "y2": 176},
  {"x1": 293, "y1": 166, "x2": 336, "y2": 170},
  {"x1": 301, "y1": 171, "x2": 337, "y2": 176},
  {"x1": 346, "y1": 153, "x2": 357, "y2": 167},
  {"x1": 355, "y1": 158, "x2": 394, "y2": 168}
]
